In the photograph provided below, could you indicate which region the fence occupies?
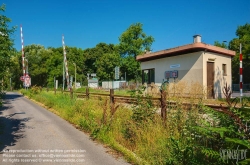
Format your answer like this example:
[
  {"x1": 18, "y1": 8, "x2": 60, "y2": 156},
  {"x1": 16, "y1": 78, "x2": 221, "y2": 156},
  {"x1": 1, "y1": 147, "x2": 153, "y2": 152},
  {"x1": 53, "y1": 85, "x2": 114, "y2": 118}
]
[
  {"x1": 47, "y1": 87, "x2": 231, "y2": 124},
  {"x1": 232, "y1": 84, "x2": 250, "y2": 91}
]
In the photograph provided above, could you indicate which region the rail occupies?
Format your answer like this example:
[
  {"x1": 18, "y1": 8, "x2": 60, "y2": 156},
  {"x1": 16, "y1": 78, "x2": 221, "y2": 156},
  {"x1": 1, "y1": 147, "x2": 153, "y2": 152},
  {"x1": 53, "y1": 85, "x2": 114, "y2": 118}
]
[{"x1": 52, "y1": 88, "x2": 229, "y2": 111}]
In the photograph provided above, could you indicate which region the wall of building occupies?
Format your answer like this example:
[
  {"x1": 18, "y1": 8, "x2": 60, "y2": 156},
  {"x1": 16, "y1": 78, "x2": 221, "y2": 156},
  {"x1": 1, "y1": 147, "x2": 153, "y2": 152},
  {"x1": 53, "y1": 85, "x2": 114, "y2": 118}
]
[
  {"x1": 141, "y1": 51, "x2": 204, "y2": 86},
  {"x1": 202, "y1": 51, "x2": 232, "y2": 98}
]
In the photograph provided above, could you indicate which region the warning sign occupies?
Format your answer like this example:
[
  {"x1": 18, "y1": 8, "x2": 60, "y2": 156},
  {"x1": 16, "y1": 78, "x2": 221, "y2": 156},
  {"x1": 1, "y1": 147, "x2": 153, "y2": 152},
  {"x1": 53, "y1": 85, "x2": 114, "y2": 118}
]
[
  {"x1": 165, "y1": 70, "x2": 178, "y2": 78},
  {"x1": 24, "y1": 75, "x2": 31, "y2": 87}
]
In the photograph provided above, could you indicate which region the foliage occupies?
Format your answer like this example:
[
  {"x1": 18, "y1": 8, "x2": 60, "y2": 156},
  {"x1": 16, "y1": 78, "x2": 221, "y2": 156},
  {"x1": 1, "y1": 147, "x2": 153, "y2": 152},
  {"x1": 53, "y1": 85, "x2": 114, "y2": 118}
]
[
  {"x1": 163, "y1": 81, "x2": 250, "y2": 165},
  {"x1": 0, "y1": 90, "x2": 5, "y2": 107},
  {"x1": 0, "y1": 4, "x2": 16, "y2": 90},
  {"x1": 118, "y1": 23, "x2": 154, "y2": 81},
  {"x1": 229, "y1": 23, "x2": 250, "y2": 84},
  {"x1": 120, "y1": 56, "x2": 141, "y2": 82},
  {"x1": 2, "y1": 22, "x2": 156, "y2": 89},
  {"x1": 95, "y1": 52, "x2": 120, "y2": 81},
  {"x1": 30, "y1": 85, "x2": 42, "y2": 95},
  {"x1": 119, "y1": 23, "x2": 154, "y2": 59},
  {"x1": 83, "y1": 43, "x2": 118, "y2": 82},
  {"x1": 23, "y1": 44, "x2": 48, "y2": 86},
  {"x1": 214, "y1": 41, "x2": 228, "y2": 49},
  {"x1": 129, "y1": 85, "x2": 156, "y2": 124},
  {"x1": 20, "y1": 82, "x2": 250, "y2": 165}
]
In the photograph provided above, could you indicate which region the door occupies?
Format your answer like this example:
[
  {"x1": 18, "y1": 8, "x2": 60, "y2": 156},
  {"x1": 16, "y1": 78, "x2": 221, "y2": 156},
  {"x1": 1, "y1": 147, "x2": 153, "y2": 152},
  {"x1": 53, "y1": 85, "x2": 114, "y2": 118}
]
[{"x1": 207, "y1": 62, "x2": 214, "y2": 99}]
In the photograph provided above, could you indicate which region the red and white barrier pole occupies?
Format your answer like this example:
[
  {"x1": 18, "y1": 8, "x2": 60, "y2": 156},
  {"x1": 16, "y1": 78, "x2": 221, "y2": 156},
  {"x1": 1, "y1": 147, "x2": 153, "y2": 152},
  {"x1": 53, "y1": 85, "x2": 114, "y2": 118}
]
[
  {"x1": 240, "y1": 43, "x2": 243, "y2": 103},
  {"x1": 20, "y1": 25, "x2": 25, "y2": 76},
  {"x1": 20, "y1": 25, "x2": 26, "y2": 87},
  {"x1": 62, "y1": 35, "x2": 70, "y2": 90}
]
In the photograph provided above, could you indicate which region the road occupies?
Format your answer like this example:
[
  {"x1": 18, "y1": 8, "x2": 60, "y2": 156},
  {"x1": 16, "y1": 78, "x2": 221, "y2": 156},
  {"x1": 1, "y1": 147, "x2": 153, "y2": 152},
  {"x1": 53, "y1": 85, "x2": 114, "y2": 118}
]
[
  {"x1": 232, "y1": 91, "x2": 250, "y2": 98},
  {"x1": 0, "y1": 92, "x2": 130, "y2": 165}
]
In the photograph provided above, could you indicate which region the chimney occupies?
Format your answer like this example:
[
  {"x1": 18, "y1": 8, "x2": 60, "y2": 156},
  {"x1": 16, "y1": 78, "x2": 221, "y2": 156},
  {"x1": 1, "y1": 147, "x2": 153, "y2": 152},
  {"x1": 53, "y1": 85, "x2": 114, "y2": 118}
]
[{"x1": 193, "y1": 34, "x2": 201, "y2": 43}]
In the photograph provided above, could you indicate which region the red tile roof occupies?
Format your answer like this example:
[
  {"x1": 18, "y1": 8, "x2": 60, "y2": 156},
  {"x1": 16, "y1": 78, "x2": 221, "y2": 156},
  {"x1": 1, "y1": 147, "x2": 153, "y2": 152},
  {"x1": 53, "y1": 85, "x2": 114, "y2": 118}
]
[{"x1": 136, "y1": 42, "x2": 236, "y2": 62}]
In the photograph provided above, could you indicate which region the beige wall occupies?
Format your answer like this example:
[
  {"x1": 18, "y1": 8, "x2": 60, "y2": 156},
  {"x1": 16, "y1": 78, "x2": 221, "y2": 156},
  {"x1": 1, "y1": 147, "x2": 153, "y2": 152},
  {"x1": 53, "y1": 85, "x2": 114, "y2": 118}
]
[
  {"x1": 141, "y1": 50, "x2": 233, "y2": 99},
  {"x1": 141, "y1": 52, "x2": 203, "y2": 86},
  {"x1": 202, "y1": 51, "x2": 232, "y2": 98}
]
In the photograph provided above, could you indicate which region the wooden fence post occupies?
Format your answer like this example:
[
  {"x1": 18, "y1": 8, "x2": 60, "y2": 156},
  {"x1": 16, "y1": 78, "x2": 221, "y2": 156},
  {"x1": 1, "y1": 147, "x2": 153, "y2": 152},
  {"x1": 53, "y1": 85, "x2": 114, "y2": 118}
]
[
  {"x1": 86, "y1": 87, "x2": 89, "y2": 99},
  {"x1": 54, "y1": 87, "x2": 56, "y2": 95},
  {"x1": 161, "y1": 89, "x2": 167, "y2": 124},
  {"x1": 110, "y1": 89, "x2": 114, "y2": 104},
  {"x1": 70, "y1": 88, "x2": 73, "y2": 99},
  {"x1": 110, "y1": 89, "x2": 115, "y2": 113}
]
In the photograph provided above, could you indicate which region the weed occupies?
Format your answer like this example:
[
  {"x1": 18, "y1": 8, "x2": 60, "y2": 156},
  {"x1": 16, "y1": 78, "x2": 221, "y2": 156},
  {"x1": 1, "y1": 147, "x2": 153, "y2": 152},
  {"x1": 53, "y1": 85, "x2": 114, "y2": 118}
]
[{"x1": 20, "y1": 81, "x2": 250, "y2": 165}]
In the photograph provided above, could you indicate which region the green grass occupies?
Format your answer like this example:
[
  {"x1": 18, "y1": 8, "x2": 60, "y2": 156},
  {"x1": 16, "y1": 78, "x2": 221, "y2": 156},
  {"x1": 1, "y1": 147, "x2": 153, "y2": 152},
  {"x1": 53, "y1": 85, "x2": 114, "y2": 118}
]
[
  {"x1": 75, "y1": 87, "x2": 132, "y2": 96},
  {"x1": 19, "y1": 84, "x2": 250, "y2": 165}
]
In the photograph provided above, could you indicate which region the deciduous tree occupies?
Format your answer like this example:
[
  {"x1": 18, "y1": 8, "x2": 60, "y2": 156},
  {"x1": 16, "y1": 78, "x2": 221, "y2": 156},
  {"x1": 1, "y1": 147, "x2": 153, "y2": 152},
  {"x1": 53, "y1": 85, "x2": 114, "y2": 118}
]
[
  {"x1": 214, "y1": 41, "x2": 227, "y2": 49},
  {"x1": 229, "y1": 23, "x2": 250, "y2": 84},
  {"x1": 0, "y1": 4, "x2": 16, "y2": 89},
  {"x1": 118, "y1": 23, "x2": 154, "y2": 81}
]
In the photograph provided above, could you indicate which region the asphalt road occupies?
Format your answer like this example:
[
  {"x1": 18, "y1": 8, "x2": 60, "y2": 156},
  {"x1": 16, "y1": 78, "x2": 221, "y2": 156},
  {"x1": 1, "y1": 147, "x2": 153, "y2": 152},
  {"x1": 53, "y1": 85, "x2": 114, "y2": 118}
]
[
  {"x1": 0, "y1": 92, "x2": 130, "y2": 165},
  {"x1": 232, "y1": 91, "x2": 250, "y2": 98}
]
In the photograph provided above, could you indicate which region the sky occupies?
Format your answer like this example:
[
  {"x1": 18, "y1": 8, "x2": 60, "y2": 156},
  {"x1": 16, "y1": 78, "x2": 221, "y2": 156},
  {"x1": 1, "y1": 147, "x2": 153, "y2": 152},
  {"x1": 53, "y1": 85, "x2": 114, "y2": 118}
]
[{"x1": 2, "y1": 0, "x2": 250, "y2": 52}]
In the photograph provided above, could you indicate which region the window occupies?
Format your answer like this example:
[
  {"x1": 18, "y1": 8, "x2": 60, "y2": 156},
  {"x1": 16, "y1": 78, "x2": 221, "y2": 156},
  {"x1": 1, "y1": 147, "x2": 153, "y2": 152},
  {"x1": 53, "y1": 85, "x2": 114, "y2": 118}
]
[
  {"x1": 142, "y1": 68, "x2": 155, "y2": 84},
  {"x1": 222, "y1": 64, "x2": 227, "y2": 76}
]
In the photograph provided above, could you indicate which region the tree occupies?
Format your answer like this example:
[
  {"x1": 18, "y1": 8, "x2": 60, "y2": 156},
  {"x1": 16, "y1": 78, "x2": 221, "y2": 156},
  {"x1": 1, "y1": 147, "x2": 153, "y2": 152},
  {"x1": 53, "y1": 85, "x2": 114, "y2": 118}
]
[
  {"x1": 0, "y1": 4, "x2": 16, "y2": 89},
  {"x1": 96, "y1": 52, "x2": 120, "y2": 81},
  {"x1": 119, "y1": 23, "x2": 154, "y2": 58},
  {"x1": 83, "y1": 43, "x2": 118, "y2": 83},
  {"x1": 64, "y1": 46, "x2": 85, "y2": 86},
  {"x1": 214, "y1": 41, "x2": 227, "y2": 49},
  {"x1": 9, "y1": 50, "x2": 23, "y2": 89},
  {"x1": 23, "y1": 44, "x2": 49, "y2": 87},
  {"x1": 118, "y1": 23, "x2": 154, "y2": 81},
  {"x1": 229, "y1": 23, "x2": 250, "y2": 84}
]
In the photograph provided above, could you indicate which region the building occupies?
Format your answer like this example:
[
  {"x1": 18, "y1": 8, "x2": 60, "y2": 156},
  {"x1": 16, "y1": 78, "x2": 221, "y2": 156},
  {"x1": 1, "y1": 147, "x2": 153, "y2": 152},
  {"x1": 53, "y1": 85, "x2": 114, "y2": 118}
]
[{"x1": 136, "y1": 35, "x2": 236, "y2": 99}]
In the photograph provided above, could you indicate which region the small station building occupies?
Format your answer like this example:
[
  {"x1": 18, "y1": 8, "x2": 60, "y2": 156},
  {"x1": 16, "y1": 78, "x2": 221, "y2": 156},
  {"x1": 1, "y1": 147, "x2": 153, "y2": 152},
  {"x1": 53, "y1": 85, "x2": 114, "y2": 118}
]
[{"x1": 136, "y1": 35, "x2": 236, "y2": 99}]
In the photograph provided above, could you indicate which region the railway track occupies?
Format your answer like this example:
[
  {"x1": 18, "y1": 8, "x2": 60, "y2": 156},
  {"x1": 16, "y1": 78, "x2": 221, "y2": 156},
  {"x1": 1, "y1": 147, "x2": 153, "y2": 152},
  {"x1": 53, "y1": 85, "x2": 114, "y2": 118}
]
[{"x1": 75, "y1": 93, "x2": 229, "y2": 111}]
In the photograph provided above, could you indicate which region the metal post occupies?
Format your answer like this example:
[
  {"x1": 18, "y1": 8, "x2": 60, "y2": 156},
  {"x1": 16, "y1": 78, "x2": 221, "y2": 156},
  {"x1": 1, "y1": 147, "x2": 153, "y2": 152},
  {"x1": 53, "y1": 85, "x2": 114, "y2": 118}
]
[
  {"x1": 10, "y1": 78, "x2": 12, "y2": 91},
  {"x1": 74, "y1": 63, "x2": 76, "y2": 89},
  {"x1": 54, "y1": 76, "x2": 56, "y2": 94},
  {"x1": 240, "y1": 43, "x2": 243, "y2": 104},
  {"x1": 63, "y1": 61, "x2": 65, "y2": 91}
]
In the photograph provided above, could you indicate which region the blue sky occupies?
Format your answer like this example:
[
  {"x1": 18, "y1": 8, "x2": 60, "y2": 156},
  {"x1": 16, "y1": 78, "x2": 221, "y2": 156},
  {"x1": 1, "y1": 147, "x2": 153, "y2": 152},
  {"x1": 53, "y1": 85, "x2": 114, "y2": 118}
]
[{"x1": 3, "y1": 0, "x2": 250, "y2": 52}]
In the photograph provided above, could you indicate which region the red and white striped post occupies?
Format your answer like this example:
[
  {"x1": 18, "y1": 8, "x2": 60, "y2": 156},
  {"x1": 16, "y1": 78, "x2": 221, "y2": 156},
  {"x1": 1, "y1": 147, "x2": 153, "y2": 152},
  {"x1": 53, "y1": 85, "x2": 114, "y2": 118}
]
[
  {"x1": 240, "y1": 43, "x2": 243, "y2": 103},
  {"x1": 62, "y1": 35, "x2": 70, "y2": 90},
  {"x1": 20, "y1": 25, "x2": 26, "y2": 84}
]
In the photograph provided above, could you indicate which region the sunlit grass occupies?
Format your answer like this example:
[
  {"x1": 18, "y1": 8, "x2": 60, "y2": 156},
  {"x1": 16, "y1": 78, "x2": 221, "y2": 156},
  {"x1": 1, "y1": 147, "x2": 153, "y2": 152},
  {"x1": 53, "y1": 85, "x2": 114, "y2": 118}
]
[{"x1": 19, "y1": 82, "x2": 250, "y2": 165}]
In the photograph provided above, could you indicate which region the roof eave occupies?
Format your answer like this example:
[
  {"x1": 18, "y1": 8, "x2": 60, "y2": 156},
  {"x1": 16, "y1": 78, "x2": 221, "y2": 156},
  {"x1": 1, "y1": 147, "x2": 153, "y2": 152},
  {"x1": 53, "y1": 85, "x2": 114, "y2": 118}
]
[{"x1": 136, "y1": 43, "x2": 236, "y2": 62}]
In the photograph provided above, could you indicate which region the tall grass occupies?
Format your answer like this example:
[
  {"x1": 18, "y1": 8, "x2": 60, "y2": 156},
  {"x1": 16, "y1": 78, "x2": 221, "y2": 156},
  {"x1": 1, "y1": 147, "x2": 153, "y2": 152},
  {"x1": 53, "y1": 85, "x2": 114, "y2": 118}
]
[{"x1": 20, "y1": 82, "x2": 250, "y2": 165}]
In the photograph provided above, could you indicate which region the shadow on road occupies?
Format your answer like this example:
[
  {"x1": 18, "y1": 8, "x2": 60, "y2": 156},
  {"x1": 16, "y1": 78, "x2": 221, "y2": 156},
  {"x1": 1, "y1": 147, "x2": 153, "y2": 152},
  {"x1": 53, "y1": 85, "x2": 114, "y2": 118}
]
[
  {"x1": 0, "y1": 93, "x2": 31, "y2": 153},
  {"x1": 0, "y1": 93, "x2": 23, "y2": 115}
]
